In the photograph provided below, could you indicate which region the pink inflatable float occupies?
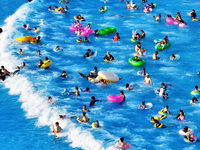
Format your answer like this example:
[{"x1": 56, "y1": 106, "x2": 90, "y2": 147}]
[
  {"x1": 165, "y1": 17, "x2": 187, "y2": 26},
  {"x1": 107, "y1": 95, "x2": 123, "y2": 103},
  {"x1": 80, "y1": 27, "x2": 93, "y2": 36},
  {"x1": 69, "y1": 23, "x2": 84, "y2": 31},
  {"x1": 143, "y1": 8, "x2": 152, "y2": 13}
]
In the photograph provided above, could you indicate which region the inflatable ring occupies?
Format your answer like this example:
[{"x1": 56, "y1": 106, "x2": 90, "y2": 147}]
[
  {"x1": 131, "y1": 38, "x2": 139, "y2": 43},
  {"x1": 56, "y1": 7, "x2": 62, "y2": 12},
  {"x1": 99, "y1": 6, "x2": 108, "y2": 12},
  {"x1": 179, "y1": 128, "x2": 194, "y2": 136},
  {"x1": 150, "y1": 116, "x2": 160, "y2": 123},
  {"x1": 191, "y1": 90, "x2": 200, "y2": 95},
  {"x1": 74, "y1": 16, "x2": 86, "y2": 21},
  {"x1": 40, "y1": 60, "x2": 52, "y2": 68},
  {"x1": 16, "y1": 36, "x2": 33, "y2": 42},
  {"x1": 98, "y1": 71, "x2": 119, "y2": 83},
  {"x1": 128, "y1": 57, "x2": 146, "y2": 67},
  {"x1": 155, "y1": 42, "x2": 171, "y2": 50},
  {"x1": 143, "y1": 8, "x2": 153, "y2": 13},
  {"x1": 92, "y1": 122, "x2": 97, "y2": 129},
  {"x1": 116, "y1": 142, "x2": 130, "y2": 149},
  {"x1": 77, "y1": 117, "x2": 90, "y2": 123},
  {"x1": 77, "y1": 39, "x2": 82, "y2": 43},
  {"x1": 98, "y1": 27, "x2": 117, "y2": 35},
  {"x1": 145, "y1": 103, "x2": 153, "y2": 109},
  {"x1": 34, "y1": 28, "x2": 40, "y2": 33},
  {"x1": 107, "y1": 95, "x2": 123, "y2": 103},
  {"x1": 154, "y1": 123, "x2": 163, "y2": 128},
  {"x1": 104, "y1": 59, "x2": 115, "y2": 63},
  {"x1": 160, "y1": 115, "x2": 167, "y2": 120},
  {"x1": 184, "y1": 135, "x2": 197, "y2": 143},
  {"x1": 158, "y1": 111, "x2": 168, "y2": 115},
  {"x1": 17, "y1": 52, "x2": 26, "y2": 55}
]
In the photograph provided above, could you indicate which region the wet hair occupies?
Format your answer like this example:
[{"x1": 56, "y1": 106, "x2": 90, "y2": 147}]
[
  {"x1": 91, "y1": 52, "x2": 94, "y2": 55},
  {"x1": 22, "y1": 62, "x2": 26, "y2": 66},
  {"x1": 120, "y1": 91, "x2": 124, "y2": 94},
  {"x1": 59, "y1": 115, "x2": 63, "y2": 118},
  {"x1": 23, "y1": 24, "x2": 27, "y2": 28},
  {"x1": 63, "y1": 71, "x2": 66, "y2": 73},
  {"x1": 84, "y1": 37, "x2": 88, "y2": 39},
  {"x1": 94, "y1": 66, "x2": 97, "y2": 70},
  {"x1": 177, "y1": 12, "x2": 180, "y2": 14},
  {"x1": 88, "y1": 49, "x2": 91, "y2": 52},
  {"x1": 195, "y1": 85, "x2": 198, "y2": 89},
  {"x1": 138, "y1": 42, "x2": 141, "y2": 44},
  {"x1": 38, "y1": 36, "x2": 41, "y2": 39},
  {"x1": 75, "y1": 86, "x2": 78, "y2": 90},
  {"x1": 155, "y1": 51, "x2": 158, "y2": 54},
  {"x1": 161, "y1": 83, "x2": 165, "y2": 86},
  {"x1": 116, "y1": 32, "x2": 119, "y2": 36},
  {"x1": 172, "y1": 54, "x2": 175, "y2": 57},
  {"x1": 0, "y1": 28, "x2": 3, "y2": 33},
  {"x1": 120, "y1": 137, "x2": 124, "y2": 142},
  {"x1": 56, "y1": 46, "x2": 59, "y2": 48},
  {"x1": 48, "y1": 96, "x2": 52, "y2": 99},
  {"x1": 159, "y1": 14, "x2": 161, "y2": 17},
  {"x1": 101, "y1": 79, "x2": 104, "y2": 82},
  {"x1": 19, "y1": 49, "x2": 22, "y2": 51},
  {"x1": 83, "y1": 105, "x2": 86, "y2": 107},
  {"x1": 143, "y1": 68, "x2": 145, "y2": 71},
  {"x1": 49, "y1": 6, "x2": 51, "y2": 9},
  {"x1": 192, "y1": 97, "x2": 197, "y2": 100},
  {"x1": 86, "y1": 87, "x2": 90, "y2": 91},
  {"x1": 141, "y1": 30, "x2": 144, "y2": 33},
  {"x1": 55, "y1": 6, "x2": 58, "y2": 8},
  {"x1": 126, "y1": 83, "x2": 129, "y2": 88},
  {"x1": 45, "y1": 57, "x2": 48, "y2": 60},
  {"x1": 34, "y1": 27, "x2": 37, "y2": 30},
  {"x1": 166, "y1": 105, "x2": 168, "y2": 108},
  {"x1": 142, "y1": 101, "x2": 145, "y2": 105},
  {"x1": 91, "y1": 96, "x2": 95, "y2": 99},
  {"x1": 55, "y1": 122, "x2": 59, "y2": 125}
]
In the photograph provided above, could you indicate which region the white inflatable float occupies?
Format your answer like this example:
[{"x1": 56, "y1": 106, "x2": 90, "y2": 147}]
[{"x1": 98, "y1": 71, "x2": 119, "y2": 83}]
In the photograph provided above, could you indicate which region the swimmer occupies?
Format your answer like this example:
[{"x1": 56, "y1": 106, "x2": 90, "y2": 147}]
[
  {"x1": 134, "y1": 33, "x2": 141, "y2": 41},
  {"x1": 79, "y1": 112, "x2": 87, "y2": 122},
  {"x1": 163, "y1": 93, "x2": 168, "y2": 99},
  {"x1": 75, "y1": 29, "x2": 81, "y2": 36},
  {"x1": 99, "y1": 6, "x2": 105, "y2": 11},
  {"x1": 55, "y1": 46, "x2": 63, "y2": 51},
  {"x1": 23, "y1": 24, "x2": 31, "y2": 30},
  {"x1": 87, "y1": 23, "x2": 91, "y2": 29},
  {"x1": 64, "y1": 6, "x2": 69, "y2": 11},
  {"x1": 75, "y1": 20, "x2": 80, "y2": 28},
  {"x1": 159, "y1": 85, "x2": 166, "y2": 96},
  {"x1": 60, "y1": 71, "x2": 69, "y2": 78},
  {"x1": 153, "y1": 51, "x2": 160, "y2": 60},
  {"x1": 170, "y1": 54, "x2": 175, "y2": 60},
  {"x1": 154, "y1": 120, "x2": 166, "y2": 128},
  {"x1": 20, "y1": 62, "x2": 26, "y2": 69},
  {"x1": 133, "y1": 56, "x2": 142, "y2": 61},
  {"x1": 84, "y1": 37, "x2": 89, "y2": 42},
  {"x1": 118, "y1": 137, "x2": 125, "y2": 148},
  {"x1": 120, "y1": 91, "x2": 125, "y2": 101},
  {"x1": 18, "y1": 48, "x2": 25, "y2": 55},
  {"x1": 125, "y1": 83, "x2": 134, "y2": 90},
  {"x1": 176, "y1": 110, "x2": 185, "y2": 120},
  {"x1": 0, "y1": 66, "x2": 10, "y2": 76},
  {"x1": 37, "y1": 36, "x2": 42, "y2": 44},
  {"x1": 33, "y1": 27, "x2": 37, "y2": 32},
  {"x1": 58, "y1": 114, "x2": 78, "y2": 120},
  {"x1": 47, "y1": 96, "x2": 53, "y2": 103},
  {"x1": 0, "y1": 28, "x2": 3, "y2": 34},
  {"x1": 153, "y1": 14, "x2": 161, "y2": 21},
  {"x1": 125, "y1": 1, "x2": 132, "y2": 9},
  {"x1": 182, "y1": 126, "x2": 191, "y2": 134},
  {"x1": 93, "y1": 120, "x2": 102, "y2": 128},
  {"x1": 81, "y1": 87, "x2": 90, "y2": 93},
  {"x1": 90, "y1": 52, "x2": 95, "y2": 57},
  {"x1": 189, "y1": 9, "x2": 199, "y2": 21},
  {"x1": 60, "y1": 7, "x2": 66, "y2": 13},
  {"x1": 52, "y1": 122, "x2": 63, "y2": 136},
  {"x1": 194, "y1": 85, "x2": 200, "y2": 92},
  {"x1": 99, "y1": 79, "x2": 107, "y2": 86},
  {"x1": 37, "y1": 50, "x2": 41, "y2": 56},
  {"x1": 113, "y1": 32, "x2": 120, "y2": 41},
  {"x1": 37, "y1": 59, "x2": 43, "y2": 68},
  {"x1": 142, "y1": 68, "x2": 147, "y2": 77},
  {"x1": 73, "y1": 86, "x2": 80, "y2": 97},
  {"x1": 89, "y1": 96, "x2": 102, "y2": 107},
  {"x1": 135, "y1": 42, "x2": 144, "y2": 56},
  {"x1": 143, "y1": 75, "x2": 152, "y2": 84},
  {"x1": 84, "y1": 49, "x2": 91, "y2": 57},
  {"x1": 82, "y1": 105, "x2": 90, "y2": 112},
  {"x1": 104, "y1": 51, "x2": 115, "y2": 61},
  {"x1": 77, "y1": 37, "x2": 82, "y2": 42},
  {"x1": 160, "y1": 105, "x2": 170, "y2": 114},
  {"x1": 175, "y1": 12, "x2": 183, "y2": 22},
  {"x1": 48, "y1": 6, "x2": 54, "y2": 11},
  {"x1": 150, "y1": 3, "x2": 155, "y2": 8},
  {"x1": 89, "y1": 66, "x2": 98, "y2": 78},
  {"x1": 140, "y1": 30, "x2": 145, "y2": 38},
  {"x1": 138, "y1": 101, "x2": 146, "y2": 109},
  {"x1": 190, "y1": 97, "x2": 198, "y2": 104},
  {"x1": 54, "y1": 6, "x2": 59, "y2": 11},
  {"x1": 184, "y1": 135, "x2": 194, "y2": 142},
  {"x1": 94, "y1": 29, "x2": 99, "y2": 35},
  {"x1": 77, "y1": 14, "x2": 85, "y2": 20}
]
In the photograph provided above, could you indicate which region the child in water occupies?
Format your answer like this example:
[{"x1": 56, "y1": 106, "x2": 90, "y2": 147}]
[
  {"x1": 138, "y1": 101, "x2": 146, "y2": 109},
  {"x1": 113, "y1": 32, "x2": 120, "y2": 41}
]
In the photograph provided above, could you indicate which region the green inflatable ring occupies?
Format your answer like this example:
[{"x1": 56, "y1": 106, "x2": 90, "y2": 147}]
[
  {"x1": 131, "y1": 38, "x2": 139, "y2": 43},
  {"x1": 155, "y1": 42, "x2": 171, "y2": 50},
  {"x1": 128, "y1": 57, "x2": 146, "y2": 67},
  {"x1": 99, "y1": 6, "x2": 108, "y2": 12},
  {"x1": 98, "y1": 27, "x2": 117, "y2": 35}
]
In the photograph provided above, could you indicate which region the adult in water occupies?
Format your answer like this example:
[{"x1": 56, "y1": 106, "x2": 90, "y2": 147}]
[
  {"x1": 81, "y1": 87, "x2": 90, "y2": 93},
  {"x1": 104, "y1": 51, "x2": 115, "y2": 61},
  {"x1": 138, "y1": 101, "x2": 146, "y2": 109},
  {"x1": 153, "y1": 51, "x2": 160, "y2": 60},
  {"x1": 23, "y1": 24, "x2": 31, "y2": 30},
  {"x1": 58, "y1": 114, "x2": 78, "y2": 120},
  {"x1": 125, "y1": 83, "x2": 134, "y2": 90},
  {"x1": 89, "y1": 96, "x2": 102, "y2": 107},
  {"x1": 93, "y1": 120, "x2": 102, "y2": 128},
  {"x1": 176, "y1": 110, "x2": 185, "y2": 120},
  {"x1": 55, "y1": 46, "x2": 63, "y2": 51},
  {"x1": 52, "y1": 122, "x2": 63, "y2": 136},
  {"x1": 125, "y1": 1, "x2": 132, "y2": 9},
  {"x1": 159, "y1": 84, "x2": 166, "y2": 96},
  {"x1": 120, "y1": 91, "x2": 125, "y2": 101},
  {"x1": 87, "y1": 24, "x2": 91, "y2": 29},
  {"x1": 170, "y1": 54, "x2": 176, "y2": 60},
  {"x1": 153, "y1": 14, "x2": 161, "y2": 21},
  {"x1": 0, "y1": 28, "x2": 3, "y2": 34},
  {"x1": 134, "y1": 33, "x2": 141, "y2": 41},
  {"x1": 135, "y1": 42, "x2": 144, "y2": 56},
  {"x1": 84, "y1": 49, "x2": 91, "y2": 57},
  {"x1": 189, "y1": 9, "x2": 199, "y2": 21},
  {"x1": 113, "y1": 32, "x2": 120, "y2": 41},
  {"x1": 175, "y1": 12, "x2": 183, "y2": 22},
  {"x1": 60, "y1": 71, "x2": 69, "y2": 78},
  {"x1": 140, "y1": 30, "x2": 145, "y2": 38},
  {"x1": 99, "y1": 79, "x2": 107, "y2": 86},
  {"x1": 37, "y1": 59, "x2": 43, "y2": 67},
  {"x1": 37, "y1": 36, "x2": 42, "y2": 44},
  {"x1": 99, "y1": 6, "x2": 105, "y2": 11},
  {"x1": 160, "y1": 105, "x2": 171, "y2": 114},
  {"x1": 118, "y1": 137, "x2": 126, "y2": 148},
  {"x1": 190, "y1": 97, "x2": 198, "y2": 104},
  {"x1": 133, "y1": 56, "x2": 142, "y2": 61},
  {"x1": 18, "y1": 48, "x2": 25, "y2": 55},
  {"x1": 79, "y1": 112, "x2": 87, "y2": 122},
  {"x1": 0, "y1": 66, "x2": 10, "y2": 77},
  {"x1": 82, "y1": 105, "x2": 90, "y2": 112},
  {"x1": 142, "y1": 68, "x2": 147, "y2": 77},
  {"x1": 154, "y1": 120, "x2": 166, "y2": 128},
  {"x1": 193, "y1": 85, "x2": 200, "y2": 92},
  {"x1": 143, "y1": 75, "x2": 152, "y2": 84},
  {"x1": 37, "y1": 50, "x2": 41, "y2": 55}
]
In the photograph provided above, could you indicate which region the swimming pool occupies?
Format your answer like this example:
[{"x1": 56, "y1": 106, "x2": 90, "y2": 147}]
[{"x1": 0, "y1": 0, "x2": 200, "y2": 149}]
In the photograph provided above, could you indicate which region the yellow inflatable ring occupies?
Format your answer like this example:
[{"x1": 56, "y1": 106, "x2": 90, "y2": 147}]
[
  {"x1": 92, "y1": 122, "x2": 97, "y2": 129},
  {"x1": 77, "y1": 117, "x2": 90, "y2": 123},
  {"x1": 154, "y1": 123, "x2": 163, "y2": 128},
  {"x1": 16, "y1": 36, "x2": 33, "y2": 42},
  {"x1": 40, "y1": 60, "x2": 52, "y2": 68},
  {"x1": 150, "y1": 116, "x2": 160, "y2": 123}
]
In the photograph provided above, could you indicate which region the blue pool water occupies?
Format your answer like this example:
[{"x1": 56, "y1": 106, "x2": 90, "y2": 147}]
[{"x1": 0, "y1": 0, "x2": 200, "y2": 149}]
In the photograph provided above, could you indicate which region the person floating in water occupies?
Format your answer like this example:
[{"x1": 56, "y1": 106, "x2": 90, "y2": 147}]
[
  {"x1": 120, "y1": 91, "x2": 125, "y2": 101},
  {"x1": 175, "y1": 12, "x2": 183, "y2": 22},
  {"x1": 135, "y1": 42, "x2": 144, "y2": 56},
  {"x1": 82, "y1": 105, "x2": 90, "y2": 112},
  {"x1": 55, "y1": 46, "x2": 63, "y2": 51},
  {"x1": 189, "y1": 9, "x2": 199, "y2": 21},
  {"x1": 37, "y1": 36, "x2": 42, "y2": 44},
  {"x1": 170, "y1": 54, "x2": 176, "y2": 60},
  {"x1": 153, "y1": 14, "x2": 161, "y2": 21},
  {"x1": 118, "y1": 137, "x2": 126, "y2": 148},
  {"x1": 143, "y1": 75, "x2": 152, "y2": 84},
  {"x1": 142, "y1": 68, "x2": 147, "y2": 77},
  {"x1": 84, "y1": 49, "x2": 92, "y2": 57},
  {"x1": 60, "y1": 71, "x2": 69, "y2": 78},
  {"x1": 138, "y1": 101, "x2": 146, "y2": 109},
  {"x1": 133, "y1": 56, "x2": 142, "y2": 61},
  {"x1": 125, "y1": 83, "x2": 134, "y2": 90},
  {"x1": 18, "y1": 48, "x2": 25, "y2": 55},
  {"x1": 58, "y1": 114, "x2": 78, "y2": 120},
  {"x1": 52, "y1": 122, "x2": 63, "y2": 136},
  {"x1": 99, "y1": 6, "x2": 105, "y2": 11},
  {"x1": 93, "y1": 120, "x2": 102, "y2": 128},
  {"x1": 113, "y1": 32, "x2": 120, "y2": 41},
  {"x1": 81, "y1": 87, "x2": 90, "y2": 93},
  {"x1": 140, "y1": 30, "x2": 145, "y2": 38},
  {"x1": 153, "y1": 51, "x2": 160, "y2": 60},
  {"x1": 193, "y1": 85, "x2": 200, "y2": 92},
  {"x1": 89, "y1": 96, "x2": 102, "y2": 107},
  {"x1": 104, "y1": 51, "x2": 115, "y2": 62},
  {"x1": 37, "y1": 50, "x2": 41, "y2": 55},
  {"x1": 160, "y1": 105, "x2": 171, "y2": 114},
  {"x1": 190, "y1": 97, "x2": 198, "y2": 104},
  {"x1": 176, "y1": 110, "x2": 185, "y2": 120}
]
